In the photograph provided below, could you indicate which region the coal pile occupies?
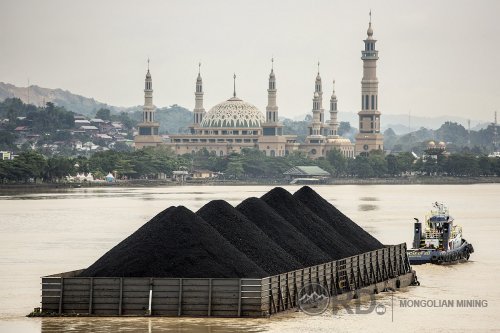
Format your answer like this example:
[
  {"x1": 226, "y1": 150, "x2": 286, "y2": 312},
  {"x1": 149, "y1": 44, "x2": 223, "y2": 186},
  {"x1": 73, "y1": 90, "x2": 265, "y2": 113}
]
[
  {"x1": 197, "y1": 200, "x2": 302, "y2": 275},
  {"x1": 236, "y1": 197, "x2": 331, "y2": 267},
  {"x1": 261, "y1": 187, "x2": 362, "y2": 260},
  {"x1": 79, "y1": 206, "x2": 267, "y2": 278},
  {"x1": 80, "y1": 186, "x2": 385, "y2": 278},
  {"x1": 294, "y1": 186, "x2": 384, "y2": 252}
]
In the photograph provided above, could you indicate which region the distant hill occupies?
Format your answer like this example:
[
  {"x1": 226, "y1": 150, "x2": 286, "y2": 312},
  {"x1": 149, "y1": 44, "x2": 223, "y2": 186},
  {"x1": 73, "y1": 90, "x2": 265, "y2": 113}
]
[
  {"x1": 0, "y1": 82, "x2": 128, "y2": 117},
  {"x1": 0, "y1": 82, "x2": 193, "y2": 133},
  {"x1": 129, "y1": 105, "x2": 193, "y2": 134}
]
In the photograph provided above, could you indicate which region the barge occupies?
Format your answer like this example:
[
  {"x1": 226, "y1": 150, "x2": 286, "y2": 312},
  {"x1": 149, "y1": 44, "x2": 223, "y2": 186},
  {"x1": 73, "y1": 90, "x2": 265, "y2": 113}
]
[{"x1": 38, "y1": 243, "x2": 417, "y2": 317}]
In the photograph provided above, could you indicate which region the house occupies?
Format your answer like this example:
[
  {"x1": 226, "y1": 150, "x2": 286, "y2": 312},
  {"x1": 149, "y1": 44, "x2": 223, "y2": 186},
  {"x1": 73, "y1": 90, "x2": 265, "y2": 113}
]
[
  {"x1": 0, "y1": 151, "x2": 14, "y2": 160},
  {"x1": 283, "y1": 166, "x2": 331, "y2": 182},
  {"x1": 14, "y1": 126, "x2": 29, "y2": 133},
  {"x1": 74, "y1": 115, "x2": 87, "y2": 121},
  {"x1": 172, "y1": 170, "x2": 189, "y2": 182},
  {"x1": 191, "y1": 169, "x2": 217, "y2": 179},
  {"x1": 75, "y1": 119, "x2": 91, "y2": 127},
  {"x1": 80, "y1": 125, "x2": 99, "y2": 133}
]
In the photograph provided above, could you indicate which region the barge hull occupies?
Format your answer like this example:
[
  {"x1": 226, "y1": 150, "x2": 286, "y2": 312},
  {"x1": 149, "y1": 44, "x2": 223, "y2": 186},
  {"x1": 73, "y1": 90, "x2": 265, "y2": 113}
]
[{"x1": 40, "y1": 243, "x2": 415, "y2": 317}]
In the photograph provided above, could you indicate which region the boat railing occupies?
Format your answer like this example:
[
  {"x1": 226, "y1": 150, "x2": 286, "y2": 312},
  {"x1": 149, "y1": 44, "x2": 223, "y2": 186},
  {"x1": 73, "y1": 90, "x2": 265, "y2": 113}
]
[{"x1": 425, "y1": 230, "x2": 442, "y2": 238}]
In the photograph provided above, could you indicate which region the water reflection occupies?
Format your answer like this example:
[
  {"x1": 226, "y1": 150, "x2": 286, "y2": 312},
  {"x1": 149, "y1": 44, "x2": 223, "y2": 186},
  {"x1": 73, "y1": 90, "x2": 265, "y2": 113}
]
[
  {"x1": 40, "y1": 317, "x2": 268, "y2": 333},
  {"x1": 358, "y1": 204, "x2": 378, "y2": 211},
  {"x1": 359, "y1": 197, "x2": 378, "y2": 202}
]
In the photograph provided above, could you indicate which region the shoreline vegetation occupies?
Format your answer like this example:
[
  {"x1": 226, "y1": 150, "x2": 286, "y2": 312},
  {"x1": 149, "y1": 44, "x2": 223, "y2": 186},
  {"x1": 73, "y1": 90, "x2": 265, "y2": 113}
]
[{"x1": 0, "y1": 176, "x2": 499, "y2": 193}]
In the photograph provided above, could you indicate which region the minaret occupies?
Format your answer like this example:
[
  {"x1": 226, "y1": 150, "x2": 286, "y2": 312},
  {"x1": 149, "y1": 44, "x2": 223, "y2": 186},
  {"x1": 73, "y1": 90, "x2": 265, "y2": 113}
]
[
  {"x1": 143, "y1": 60, "x2": 154, "y2": 123},
  {"x1": 266, "y1": 58, "x2": 278, "y2": 123},
  {"x1": 328, "y1": 80, "x2": 339, "y2": 137},
  {"x1": 259, "y1": 58, "x2": 286, "y2": 157},
  {"x1": 355, "y1": 12, "x2": 384, "y2": 155},
  {"x1": 134, "y1": 59, "x2": 162, "y2": 148},
  {"x1": 191, "y1": 62, "x2": 205, "y2": 132},
  {"x1": 261, "y1": 58, "x2": 284, "y2": 136},
  {"x1": 309, "y1": 62, "x2": 324, "y2": 136}
]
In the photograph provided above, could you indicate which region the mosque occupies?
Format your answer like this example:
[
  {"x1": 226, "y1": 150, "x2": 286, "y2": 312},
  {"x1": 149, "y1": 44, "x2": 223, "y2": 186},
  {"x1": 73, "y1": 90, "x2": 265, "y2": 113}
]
[{"x1": 134, "y1": 17, "x2": 383, "y2": 158}]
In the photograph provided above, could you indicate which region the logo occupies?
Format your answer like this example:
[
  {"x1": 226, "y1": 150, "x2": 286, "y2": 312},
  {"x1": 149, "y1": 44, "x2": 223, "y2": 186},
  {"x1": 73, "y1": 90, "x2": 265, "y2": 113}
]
[
  {"x1": 297, "y1": 283, "x2": 330, "y2": 315},
  {"x1": 375, "y1": 303, "x2": 386, "y2": 315}
]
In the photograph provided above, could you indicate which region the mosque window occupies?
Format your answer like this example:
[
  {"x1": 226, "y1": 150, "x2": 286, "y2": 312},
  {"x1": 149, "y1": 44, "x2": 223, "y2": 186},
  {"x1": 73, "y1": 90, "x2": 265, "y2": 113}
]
[
  {"x1": 271, "y1": 150, "x2": 275, "y2": 157},
  {"x1": 371, "y1": 95, "x2": 375, "y2": 110}
]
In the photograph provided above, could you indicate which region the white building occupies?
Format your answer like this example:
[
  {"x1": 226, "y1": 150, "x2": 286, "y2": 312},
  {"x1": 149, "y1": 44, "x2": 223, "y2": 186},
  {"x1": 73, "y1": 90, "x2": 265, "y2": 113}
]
[{"x1": 134, "y1": 16, "x2": 380, "y2": 159}]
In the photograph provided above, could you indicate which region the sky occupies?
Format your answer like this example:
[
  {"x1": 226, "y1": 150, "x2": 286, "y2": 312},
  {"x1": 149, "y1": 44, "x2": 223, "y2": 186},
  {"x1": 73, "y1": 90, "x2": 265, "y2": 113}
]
[{"x1": 1, "y1": 0, "x2": 499, "y2": 122}]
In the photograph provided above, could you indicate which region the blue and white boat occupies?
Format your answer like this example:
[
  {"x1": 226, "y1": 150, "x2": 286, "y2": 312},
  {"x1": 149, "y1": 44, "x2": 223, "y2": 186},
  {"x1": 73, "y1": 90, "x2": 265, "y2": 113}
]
[{"x1": 407, "y1": 202, "x2": 474, "y2": 264}]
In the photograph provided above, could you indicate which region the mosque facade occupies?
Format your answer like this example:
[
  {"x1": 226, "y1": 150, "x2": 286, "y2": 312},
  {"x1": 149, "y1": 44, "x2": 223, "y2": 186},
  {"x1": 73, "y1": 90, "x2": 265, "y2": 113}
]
[{"x1": 134, "y1": 18, "x2": 382, "y2": 159}]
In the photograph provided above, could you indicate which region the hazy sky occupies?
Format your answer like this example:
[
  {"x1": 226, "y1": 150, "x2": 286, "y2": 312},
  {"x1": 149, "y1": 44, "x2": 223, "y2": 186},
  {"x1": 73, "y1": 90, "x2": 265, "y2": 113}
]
[{"x1": 1, "y1": 0, "x2": 499, "y2": 121}]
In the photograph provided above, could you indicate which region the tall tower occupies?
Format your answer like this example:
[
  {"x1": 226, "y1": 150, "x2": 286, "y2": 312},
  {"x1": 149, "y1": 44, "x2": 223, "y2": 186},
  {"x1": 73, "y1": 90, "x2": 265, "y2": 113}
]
[
  {"x1": 266, "y1": 58, "x2": 278, "y2": 124},
  {"x1": 134, "y1": 59, "x2": 162, "y2": 148},
  {"x1": 259, "y1": 58, "x2": 286, "y2": 157},
  {"x1": 328, "y1": 80, "x2": 339, "y2": 137},
  {"x1": 190, "y1": 63, "x2": 206, "y2": 134},
  {"x1": 194, "y1": 63, "x2": 205, "y2": 124},
  {"x1": 308, "y1": 63, "x2": 325, "y2": 137},
  {"x1": 355, "y1": 13, "x2": 384, "y2": 155}
]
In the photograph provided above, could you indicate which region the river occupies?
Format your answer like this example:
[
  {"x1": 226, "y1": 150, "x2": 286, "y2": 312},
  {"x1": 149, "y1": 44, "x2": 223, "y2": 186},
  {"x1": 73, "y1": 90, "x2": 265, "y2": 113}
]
[{"x1": 0, "y1": 184, "x2": 498, "y2": 332}]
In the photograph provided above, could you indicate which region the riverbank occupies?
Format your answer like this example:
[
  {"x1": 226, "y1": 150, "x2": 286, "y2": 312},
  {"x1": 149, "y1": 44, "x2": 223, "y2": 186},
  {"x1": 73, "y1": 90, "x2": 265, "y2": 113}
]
[{"x1": 0, "y1": 176, "x2": 499, "y2": 193}]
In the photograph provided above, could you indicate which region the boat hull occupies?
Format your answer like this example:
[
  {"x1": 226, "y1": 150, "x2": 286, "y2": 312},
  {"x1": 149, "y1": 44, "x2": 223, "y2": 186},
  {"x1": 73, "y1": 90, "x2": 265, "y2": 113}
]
[{"x1": 408, "y1": 239, "x2": 474, "y2": 265}]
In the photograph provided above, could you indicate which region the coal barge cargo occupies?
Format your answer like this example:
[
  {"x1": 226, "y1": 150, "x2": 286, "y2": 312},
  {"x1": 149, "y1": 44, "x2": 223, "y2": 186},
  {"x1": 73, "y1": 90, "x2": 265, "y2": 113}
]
[{"x1": 37, "y1": 187, "x2": 418, "y2": 317}]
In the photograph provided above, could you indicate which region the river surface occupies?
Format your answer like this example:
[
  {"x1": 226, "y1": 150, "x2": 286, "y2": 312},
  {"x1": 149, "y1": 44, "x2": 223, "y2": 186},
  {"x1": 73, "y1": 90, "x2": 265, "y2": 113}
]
[{"x1": 0, "y1": 184, "x2": 498, "y2": 332}]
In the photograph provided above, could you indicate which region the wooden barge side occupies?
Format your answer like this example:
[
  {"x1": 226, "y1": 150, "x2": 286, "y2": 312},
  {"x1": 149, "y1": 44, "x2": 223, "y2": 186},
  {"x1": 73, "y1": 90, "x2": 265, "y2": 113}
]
[{"x1": 39, "y1": 243, "x2": 416, "y2": 317}]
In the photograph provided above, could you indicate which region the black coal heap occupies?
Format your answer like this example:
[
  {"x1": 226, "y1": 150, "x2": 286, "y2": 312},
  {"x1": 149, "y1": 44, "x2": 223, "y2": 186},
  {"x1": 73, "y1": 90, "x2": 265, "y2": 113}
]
[{"x1": 80, "y1": 186, "x2": 384, "y2": 278}]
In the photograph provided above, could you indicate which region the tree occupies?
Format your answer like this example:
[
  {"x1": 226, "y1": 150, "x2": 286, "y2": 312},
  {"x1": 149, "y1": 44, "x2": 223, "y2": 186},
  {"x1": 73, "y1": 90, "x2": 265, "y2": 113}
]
[
  {"x1": 0, "y1": 131, "x2": 17, "y2": 150},
  {"x1": 368, "y1": 152, "x2": 387, "y2": 177},
  {"x1": 326, "y1": 149, "x2": 347, "y2": 177},
  {"x1": 95, "y1": 108, "x2": 111, "y2": 121},
  {"x1": 338, "y1": 122, "x2": 352, "y2": 137},
  {"x1": 225, "y1": 154, "x2": 244, "y2": 178},
  {"x1": 45, "y1": 157, "x2": 74, "y2": 182},
  {"x1": 386, "y1": 154, "x2": 398, "y2": 176},
  {"x1": 396, "y1": 152, "x2": 415, "y2": 174},
  {"x1": 351, "y1": 156, "x2": 374, "y2": 178}
]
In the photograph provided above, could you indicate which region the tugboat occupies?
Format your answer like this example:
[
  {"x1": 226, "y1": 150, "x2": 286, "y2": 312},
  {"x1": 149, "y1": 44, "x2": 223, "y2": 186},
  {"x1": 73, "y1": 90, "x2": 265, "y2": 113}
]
[{"x1": 407, "y1": 202, "x2": 474, "y2": 264}]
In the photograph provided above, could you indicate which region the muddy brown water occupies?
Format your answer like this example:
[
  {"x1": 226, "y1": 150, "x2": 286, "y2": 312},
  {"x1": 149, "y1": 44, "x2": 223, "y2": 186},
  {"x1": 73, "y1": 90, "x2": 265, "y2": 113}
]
[{"x1": 0, "y1": 185, "x2": 499, "y2": 332}]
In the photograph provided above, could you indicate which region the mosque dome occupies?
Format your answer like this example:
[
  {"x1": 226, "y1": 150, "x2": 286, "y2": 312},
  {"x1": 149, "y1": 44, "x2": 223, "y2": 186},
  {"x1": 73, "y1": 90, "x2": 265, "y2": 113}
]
[
  {"x1": 327, "y1": 137, "x2": 352, "y2": 144},
  {"x1": 200, "y1": 96, "x2": 265, "y2": 128},
  {"x1": 438, "y1": 141, "x2": 446, "y2": 148},
  {"x1": 427, "y1": 141, "x2": 436, "y2": 148}
]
